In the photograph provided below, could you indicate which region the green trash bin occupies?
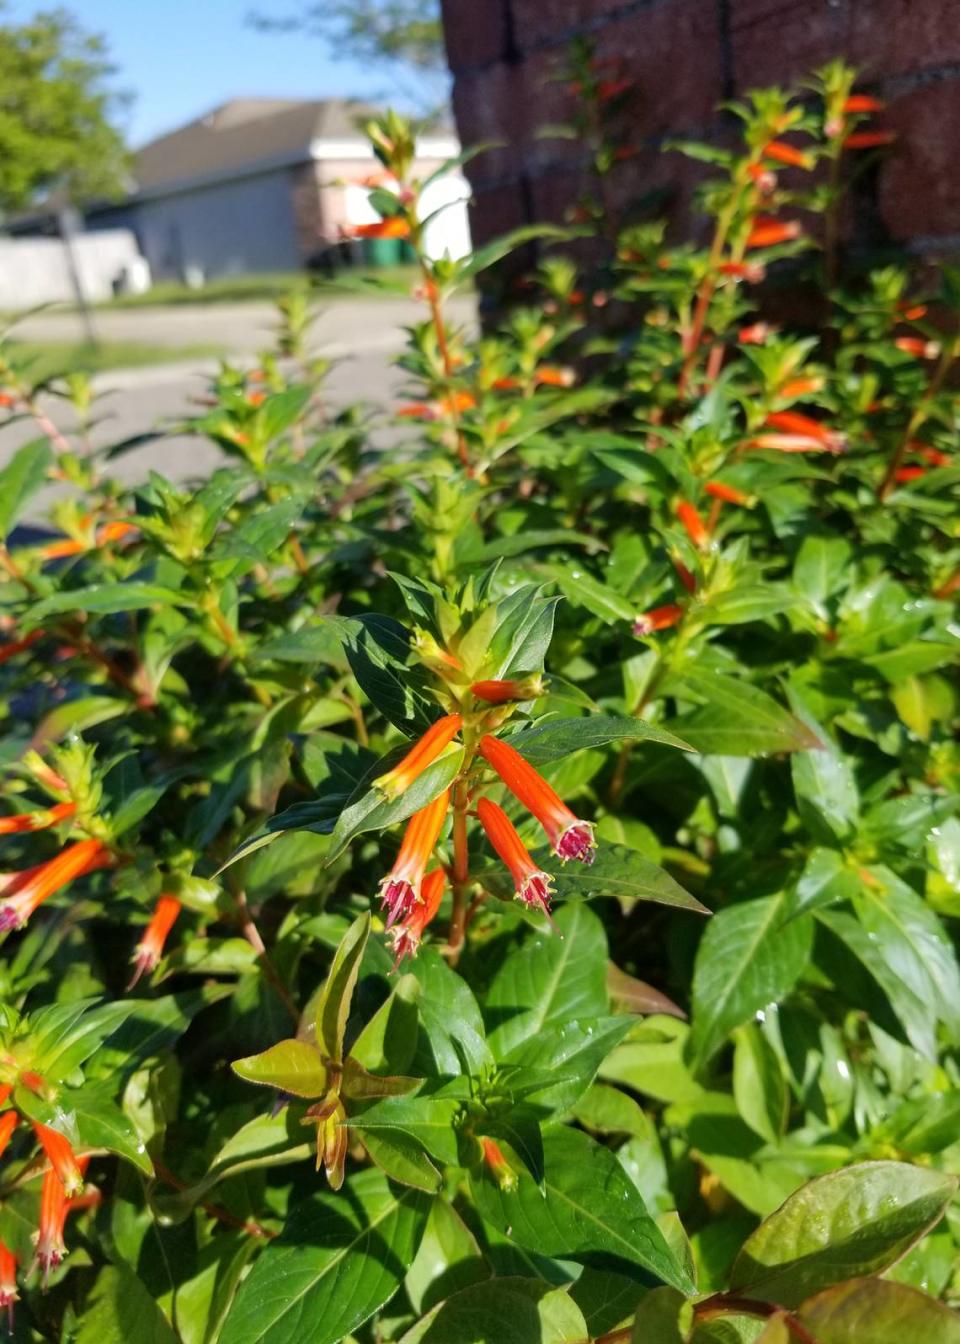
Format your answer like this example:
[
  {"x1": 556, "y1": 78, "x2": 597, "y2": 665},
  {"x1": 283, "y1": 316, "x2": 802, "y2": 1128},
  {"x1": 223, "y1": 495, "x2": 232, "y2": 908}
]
[{"x1": 362, "y1": 237, "x2": 404, "y2": 267}]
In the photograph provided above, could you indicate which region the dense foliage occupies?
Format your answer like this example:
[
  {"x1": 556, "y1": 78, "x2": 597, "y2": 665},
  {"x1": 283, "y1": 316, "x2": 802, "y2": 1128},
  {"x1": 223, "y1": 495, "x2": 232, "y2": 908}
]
[{"x1": 0, "y1": 57, "x2": 959, "y2": 1344}]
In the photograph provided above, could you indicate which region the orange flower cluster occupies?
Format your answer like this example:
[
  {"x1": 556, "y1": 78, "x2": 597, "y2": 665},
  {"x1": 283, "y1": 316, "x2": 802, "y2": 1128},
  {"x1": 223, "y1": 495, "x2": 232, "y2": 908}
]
[
  {"x1": 0, "y1": 1085, "x2": 92, "y2": 1292},
  {"x1": 375, "y1": 717, "x2": 596, "y2": 960}
]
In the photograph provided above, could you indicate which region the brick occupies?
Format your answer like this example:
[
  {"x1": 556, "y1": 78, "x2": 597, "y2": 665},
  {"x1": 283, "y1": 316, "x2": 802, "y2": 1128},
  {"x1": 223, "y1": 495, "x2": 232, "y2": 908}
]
[
  {"x1": 592, "y1": 4, "x2": 724, "y2": 134},
  {"x1": 510, "y1": 0, "x2": 629, "y2": 53},
  {"x1": 876, "y1": 79, "x2": 960, "y2": 241},
  {"x1": 730, "y1": 0, "x2": 854, "y2": 89},
  {"x1": 850, "y1": 0, "x2": 960, "y2": 81},
  {"x1": 451, "y1": 51, "x2": 585, "y2": 188},
  {"x1": 440, "y1": 0, "x2": 509, "y2": 74}
]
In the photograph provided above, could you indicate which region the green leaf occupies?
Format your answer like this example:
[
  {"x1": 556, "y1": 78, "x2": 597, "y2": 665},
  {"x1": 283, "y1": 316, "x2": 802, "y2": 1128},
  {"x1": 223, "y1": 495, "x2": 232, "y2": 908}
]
[
  {"x1": 219, "y1": 1170, "x2": 430, "y2": 1344},
  {"x1": 75, "y1": 1264, "x2": 178, "y2": 1344},
  {"x1": 688, "y1": 895, "x2": 813, "y2": 1069},
  {"x1": 729, "y1": 1161, "x2": 957, "y2": 1307},
  {"x1": 326, "y1": 746, "x2": 462, "y2": 863},
  {"x1": 30, "y1": 998, "x2": 137, "y2": 1080},
  {"x1": 150, "y1": 1110, "x2": 310, "y2": 1222},
  {"x1": 506, "y1": 714, "x2": 692, "y2": 762},
  {"x1": 471, "y1": 1125, "x2": 694, "y2": 1294},
  {"x1": 254, "y1": 385, "x2": 312, "y2": 443},
  {"x1": 732, "y1": 1023, "x2": 789, "y2": 1143},
  {"x1": 315, "y1": 910, "x2": 370, "y2": 1064},
  {"x1": 232, "y1": 1039, "x2": 327, "y2": 1098},
  {"x1": 816, "y1": 866, "x2": 960, "y2": 1059},
  {"x1": 796, "y1": 1276, "x2": 960, "y2": 1344},
  {"x1": 791, "y1": 743, "x2": 859, "y2": 845},
  {"x1": 405, "y1": 948, "x2": 491, "y2": 1077},
  {"x1": 792, "y1": 533, "x2": 853, "y2": 618},
  {"x1": 404, "y1": 1197, "x2": 488, "y2": 1316},
  {"x1": 542, "y1": 842, "x2": 709, "y2": 915},
  {"x1": 485, "y1": 904, "x2": 609, "y2": 1059},
  {"x1": 782, "y1": 848, "x2": 861, "y2": 921},
  {"x1": 401, "y1": 1278, "x2": 590, "y2": 1344},
  {"x1": 26, "y1": 582, "x2": 190, "y2": 624},
  {"x1": 343, "y1": 613, "x2": 439, "y2": 733},
  {"x1": 0, "y1": 439, "x2": 53, "y2": 538},
  {"x1": 545, "y1": 563, "x2": 635, "y2": 624},
  {"x1": 361, "y1": 1129, "x2": 442, "y2": 1193},
  {"x1": 630, "y1": 1286, "x2": 686, "y2": 1343},
  {"x1": 500, "y1": 1016, "x2": 637, "y2": 1115},
  {"x1": 346, "y1": 1093, "x2": 461, "y2": 1167},
  {"x1": 667, "y1": 674, "x2": 820, "y2": 757}
]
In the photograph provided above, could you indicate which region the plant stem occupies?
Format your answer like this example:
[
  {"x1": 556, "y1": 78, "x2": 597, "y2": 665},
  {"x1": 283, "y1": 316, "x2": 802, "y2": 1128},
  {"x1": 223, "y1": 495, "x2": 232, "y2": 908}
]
[
  {"x1": 235, "y1": 888, "x2": 299, "y2": 1024},
  {"x1": 878, "y1": 339, "x2": 956, "y2": 499},
  {"x1": 693, "y1": 1293, "x2": 820, "y2": 1344},
  {"x1": 445, "y1": 779, "x2": 471, "y2": 962}
]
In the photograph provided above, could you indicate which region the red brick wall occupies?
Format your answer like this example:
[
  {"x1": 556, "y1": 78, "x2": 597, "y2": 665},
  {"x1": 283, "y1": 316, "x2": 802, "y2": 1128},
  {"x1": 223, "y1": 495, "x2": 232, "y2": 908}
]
[{"x1": 440, "y1": 0, "x2": 960, "y2": 259}]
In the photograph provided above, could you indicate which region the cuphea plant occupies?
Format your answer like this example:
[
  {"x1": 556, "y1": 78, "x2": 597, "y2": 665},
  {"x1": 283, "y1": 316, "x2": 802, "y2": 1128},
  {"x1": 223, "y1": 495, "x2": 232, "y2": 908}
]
[{"x1": 0, "y1": 50, "x2": 957, "y2": 1344}]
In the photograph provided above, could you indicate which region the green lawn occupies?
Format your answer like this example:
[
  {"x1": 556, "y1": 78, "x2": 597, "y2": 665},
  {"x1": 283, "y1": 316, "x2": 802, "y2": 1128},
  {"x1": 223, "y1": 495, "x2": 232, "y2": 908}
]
[
  {"x1": 5, "y1": 341, "x2": 225, "y2": 382},
  {"x1": 100, "y1": 265, "x2": 421, "y2": 308}
]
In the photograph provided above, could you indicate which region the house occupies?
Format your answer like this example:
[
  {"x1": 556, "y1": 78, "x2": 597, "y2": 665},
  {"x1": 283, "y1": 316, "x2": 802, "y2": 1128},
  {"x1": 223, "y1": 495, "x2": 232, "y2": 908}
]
[{"x1": 89, "y1": 98, "x2": 469, "y2": 282}]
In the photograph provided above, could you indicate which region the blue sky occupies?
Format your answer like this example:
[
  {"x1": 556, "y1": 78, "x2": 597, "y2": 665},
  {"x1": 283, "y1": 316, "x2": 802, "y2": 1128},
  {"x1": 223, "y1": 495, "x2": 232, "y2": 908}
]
[{"x1": 14, "y1": 0, "x2": 408, "y2": 146}]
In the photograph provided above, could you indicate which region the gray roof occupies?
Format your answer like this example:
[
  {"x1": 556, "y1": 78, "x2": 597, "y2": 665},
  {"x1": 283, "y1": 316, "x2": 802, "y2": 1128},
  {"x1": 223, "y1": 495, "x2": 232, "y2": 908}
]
[{"x1": 132, "y1": 98, "x2": 386, "y2": 194}]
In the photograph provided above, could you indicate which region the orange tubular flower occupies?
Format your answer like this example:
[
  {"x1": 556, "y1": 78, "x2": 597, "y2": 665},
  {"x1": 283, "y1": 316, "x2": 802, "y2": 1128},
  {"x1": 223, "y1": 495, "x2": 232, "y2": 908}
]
[
  {"x1": 762, "y1": 140, "x2": 813, "y2": 169},
  {"x1": 0, "y1": 801, "x2": 76, "y2": 837},
  {"x1": 351, "y1": 217, "x2": 410, "y2": 240},
  {"x1": 33, "y1": 1123, "x2": 84, "y2": 1197},
  {"x1": 0, "y1": 839, "x2": 112, "y2": 933},
  {"x1": 480, "y1": 1137, "x2": 517, "y2": 1191},
  {"x1": 471, "y1": 677, "x2": 545, "y2": 704},
  {"x1": 746, "y1": 219, "x2": 802, "y2": 249},
  {"x1": 895, "y1": 336, "x2": 941, "y2": 359},
  {"x1": 378, "y1": 790, "x2": 450, "y2": 927},
  {"x1": 0, "y1": 1240, "x2": 16, "y2": 1324},
  {"x1": 763, "y1": 410, "x2": 846, "y2": 453},
  {"x1": 33, "y1": 1167, "x2": 67, "y2": 1282},
  {"x1": 705, "y1": 480, "x2": 749, "y2": 506},
  {"x1": 129, "y1": 895, "x2": 182, "y2": 988},
  {"x1": 719, "y1": 261, "x2": 766, "y2": 283},
  {"x1": 40, "y1": 537, "x2": 86, "y2": 560},
  {"x1": 477, "y1": 797, "x2": 554, "y2": 914},
  {"x1": 748, "y1": 433, "x2": 839, "y2": 454},
  {"x1": 633, "y1": 604, "x2": 684, "y2": 637},
  {"x1": 738, "y1": 321, "x2": 773, "y2": 344},
  {"x1": 780, "y1": 375, "x2": 824, "y2": 398},
  {"x1": 0, "y1": 630, "x2": 43, "y2": 665},
  {"x1": 676, "y1": 500, "x2": 709, "y2": 550},
  {"x1": 0, "y1": 1110, "x2": 18, "y2": 1160},
  {"x1": 534, "y1": 366, "x2": 576, "y2": 388},
  {"x1": 95, "y1": 520, "x2": 138, "y2": 546},
  {"x1": 844, "y1": 94, "x2": 884, "y2": 114},
  {"x1": 899, "y1": 303, "x2": 928, "y2": 321},
  {"x1": 389, "y1": 867, "x2": 446, "y2": 964},
  {"x1": 747, "y1": 163, "x2": 776, "y2": 194},
  {"x1": 479, "y1": 735, "x2": 595, "y2": 864},
  {"x1": 844, "y1": 130, "x2": 896, "y2": 149},
  {"x1": 375, "y1": 715, "x2": 463, "y2": 801},
  {"x1": 894, "y1": 466, "x2": 926, "y2": 483}
]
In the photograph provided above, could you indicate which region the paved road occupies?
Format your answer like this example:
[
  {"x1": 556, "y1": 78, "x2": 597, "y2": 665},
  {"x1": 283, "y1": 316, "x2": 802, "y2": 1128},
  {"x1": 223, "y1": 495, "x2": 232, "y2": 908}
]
[{"x1": 2, "y1": 295, "x2": 475, "y2": 513}]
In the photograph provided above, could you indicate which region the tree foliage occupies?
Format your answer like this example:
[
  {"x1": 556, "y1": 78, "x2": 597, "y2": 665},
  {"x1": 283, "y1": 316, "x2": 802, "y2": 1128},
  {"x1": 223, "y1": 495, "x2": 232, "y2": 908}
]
[{"x1": 0, "y1": 5, "x2": 129, "y2": 213}]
